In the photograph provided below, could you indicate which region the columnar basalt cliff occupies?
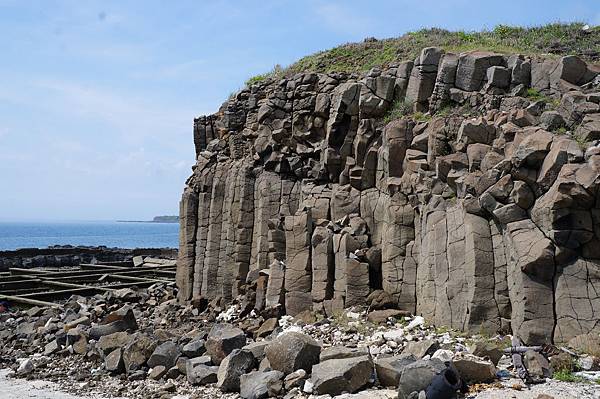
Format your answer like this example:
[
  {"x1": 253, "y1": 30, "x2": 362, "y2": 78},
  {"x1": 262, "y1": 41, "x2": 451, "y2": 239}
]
[{"x1": 178, "y1": 47, "x2": 600, "y2": 344}]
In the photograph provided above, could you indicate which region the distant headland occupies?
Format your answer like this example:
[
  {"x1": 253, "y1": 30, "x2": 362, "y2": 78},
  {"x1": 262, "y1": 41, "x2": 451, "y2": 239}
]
[{"x1": 117, "y1": 215, "x2": 179, "y2": 223}]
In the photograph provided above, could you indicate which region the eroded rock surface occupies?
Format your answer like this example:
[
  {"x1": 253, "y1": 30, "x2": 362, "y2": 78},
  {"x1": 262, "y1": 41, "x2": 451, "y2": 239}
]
[{"x1": 178, "y1": 48, "x2": 600, "y2": 344}]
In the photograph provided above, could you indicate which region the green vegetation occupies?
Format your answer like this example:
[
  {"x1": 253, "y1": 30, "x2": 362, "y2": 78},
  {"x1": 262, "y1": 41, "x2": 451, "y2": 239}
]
[
  {"x1": 574, "y1": 133, "x2": 590, "y2": 150},
  {"x1": 281, "y1": 23, "x2": 599, "y2": 76},
  {"x1": 526, "y1": 88, "x2": 561, "y2": 109},
  {"x1": 383, "y1": 99, "x2": 413, "y2": 123},
  {"x1": 244, "y1": 22, "x2": 599, "y2": 94},
  {"x1": 554, "y1": 126, "x2": 568, "y2": 135},
  {"x1": 553, "y1": 369, "x2": 585, "y2": 383},
  {"x1": 413, "y1": 112, "x2": 431, "y2": 122},
  {"x1": 245, "y1": 64, "x2": 284, "y2": 87}
]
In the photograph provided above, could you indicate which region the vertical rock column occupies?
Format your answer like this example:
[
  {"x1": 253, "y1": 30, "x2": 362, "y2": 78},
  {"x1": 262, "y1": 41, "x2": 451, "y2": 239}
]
[
  {"x1": 333, "y1": 233, "x2": 361, "y2": 303},
  {"x1": 311, "y1": 224, "x2": 334, "y2": 311},
  {"x1": 250, "y1": 172, "x2": 283, "y2": 272},
  {"x1": 201, "y1": 163, "x2": 228, "y2": 299},
  {"x1": 381, "y1": 192, "x2": 417, "y2": 312},
  {"x1": 177, "y1": 188, "x2": 199, "y2": 302},
  {"x1": 345, "y1": 257, "x2": 370, "y2": 307},
  {"x1": 503, "y1": 219, "x2": 556, "y2": 344},
  {"x1": 463, "y1": 213, "x2": 501, "y2": 334},
  {"x1": 232, "y1": 166, "x2": 255, "y2": 298},
  {"x1": 284, "y1": 209, "x2": 313, "y2": 316},
  {"x1": 192, "y1": 165, "x2": 215, "y2": 299}
]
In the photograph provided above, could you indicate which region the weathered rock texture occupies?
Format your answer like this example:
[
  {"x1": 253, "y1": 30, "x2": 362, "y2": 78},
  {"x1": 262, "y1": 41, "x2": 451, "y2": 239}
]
[{"x1": 178, "y1": 48, "x2": 600, "y2": 344}]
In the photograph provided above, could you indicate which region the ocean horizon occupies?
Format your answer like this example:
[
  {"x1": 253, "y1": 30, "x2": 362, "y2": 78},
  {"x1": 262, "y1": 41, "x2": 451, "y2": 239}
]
[{"x1": 0, "y1": 221, "x2": 179, "y2": 251}]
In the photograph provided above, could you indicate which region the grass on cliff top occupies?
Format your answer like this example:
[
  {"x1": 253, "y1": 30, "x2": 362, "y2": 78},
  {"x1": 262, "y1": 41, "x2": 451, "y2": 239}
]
[{"x1": 246, "y1": 23, "x2": 599, "y2": 85}]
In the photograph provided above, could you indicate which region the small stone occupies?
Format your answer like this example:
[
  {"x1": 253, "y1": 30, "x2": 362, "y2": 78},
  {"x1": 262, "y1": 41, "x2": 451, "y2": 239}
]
[
  {"x1": 284, "y1": 369, "x2": 307, "y2": 390},
  {"x1": 17, "y1": 359, "x2": 34, "y2": 375},
  {"x1": 149, "y1": 365, "x2": 167, "y2": 380}
]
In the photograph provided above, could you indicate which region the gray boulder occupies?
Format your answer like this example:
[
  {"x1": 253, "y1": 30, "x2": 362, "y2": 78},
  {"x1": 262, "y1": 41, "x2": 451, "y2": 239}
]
[
  {"x1": 187, "y1": 364, "x2": 219, "y2": 385},
  {"x1": 217, "y1": 349, "x2": 256, "y2": 392},
  {"x1": 206, "y1": 323, "x2": 247, "y2": 365},
  {"x1": 239, "y1": 370, "x2": 284, "y2": 399},
  {"x1": 89, "y1": 305, "x2": 138, "y2": 340},
  {"x1": 264, "y1": 332, "x2": 321, "y2": 374},
  {"x1": 147, "y1": 341, "x2": 181, "y2": 369},
  {"x1": 320, "y1": 346, "x2": 369, "y2": 362},
  {"x1": 182, "y1": 338, "x2": 206, "y2": 357},
  {"x1": 374, "y1": 353, "x2": 417, "y2": 387},
  {"x1": 105, "y1": 348, "x2": 125, "y2": 374},
  {"x1": 397, "y1": 358, "x2": 446, "y2": 399},
  {"x1": 310, "y1": 355, "x2": 374, "y2": 395},
  {"x1": 122, "y1": 333, "x2": 157, "y2": 372}
]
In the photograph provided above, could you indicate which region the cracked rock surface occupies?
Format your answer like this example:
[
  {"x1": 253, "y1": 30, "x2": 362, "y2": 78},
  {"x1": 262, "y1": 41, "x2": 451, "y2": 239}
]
[{"x1": 178, "y1": 47, "x2": 600, "y2": 345}]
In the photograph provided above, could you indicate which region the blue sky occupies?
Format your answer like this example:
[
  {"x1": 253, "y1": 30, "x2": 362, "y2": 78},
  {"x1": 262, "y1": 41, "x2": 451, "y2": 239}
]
[{"x1": 0, "y1": 0, "x2": 598, "y2": 221}]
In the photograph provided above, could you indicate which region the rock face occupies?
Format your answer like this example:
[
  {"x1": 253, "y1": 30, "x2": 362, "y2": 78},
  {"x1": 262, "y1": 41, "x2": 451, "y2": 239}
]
[{"x1": 178, "y1": 48, "x2": 600, "y2": 344}]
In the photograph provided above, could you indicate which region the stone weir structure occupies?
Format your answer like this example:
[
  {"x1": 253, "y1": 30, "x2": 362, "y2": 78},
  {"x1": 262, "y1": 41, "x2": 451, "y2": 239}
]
[{"x1": 177, "y1": 47, "x2": 600, "y2": 345}]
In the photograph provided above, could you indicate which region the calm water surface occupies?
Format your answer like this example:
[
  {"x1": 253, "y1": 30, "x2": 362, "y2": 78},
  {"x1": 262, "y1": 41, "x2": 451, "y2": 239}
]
[{"x1": 0, "y1": 221, "x2": 179, "y2": 250}]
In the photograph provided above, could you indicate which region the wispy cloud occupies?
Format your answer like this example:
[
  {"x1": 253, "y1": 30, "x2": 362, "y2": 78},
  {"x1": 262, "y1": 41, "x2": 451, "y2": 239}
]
[{"x1": 31, "y1": 78, "x2": 197, "y2": 141}]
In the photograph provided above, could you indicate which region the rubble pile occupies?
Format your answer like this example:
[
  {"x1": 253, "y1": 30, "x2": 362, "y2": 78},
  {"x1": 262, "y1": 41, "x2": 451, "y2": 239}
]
[{"x1": 1, "y1": 284, "x2": 600, "y2": 398}]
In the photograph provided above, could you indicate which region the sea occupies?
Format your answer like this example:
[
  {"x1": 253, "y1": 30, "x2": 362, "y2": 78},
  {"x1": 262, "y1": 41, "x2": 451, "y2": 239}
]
[{"x1": 0, "y1": 221, "x2": 179, "y2": 251}]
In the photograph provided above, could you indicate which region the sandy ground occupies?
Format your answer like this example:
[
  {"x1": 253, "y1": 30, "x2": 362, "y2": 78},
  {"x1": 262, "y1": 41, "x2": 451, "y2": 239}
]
[{"x1": 0, "y1": 369, "x2": 111, "y2": 399}]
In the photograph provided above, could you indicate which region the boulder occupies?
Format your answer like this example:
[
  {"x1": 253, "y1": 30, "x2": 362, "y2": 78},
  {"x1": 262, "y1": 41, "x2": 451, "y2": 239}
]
[
  {"x1": 255, "y1": 318, "x2": 278, "y2": 338},
  {"x1": 374, "y1": 354, "x2": 417, "y2": 387},
  {"x1": 96, "y1": 331, "x2": 132, "y2": 356},
  {"x1": 217, "y1": 349, "x2": 256, "y2": 392},
  {"x1": 89, "y1": 305, "x2": 138, "y2": 340},
  {"x1": 311, "y1": 355, "x2": 374, "y2": 395},
  {"x1": 105, "y1": 348, "x2": 125, "y2": 374},
  {"x1": 147, "y1": 341, "x2": 181, "y2": 369},
  {"x1": 367, "y1": 309, "x2": 410, "y2": 324},
  {"x1": 242, "y1": 341, "x2": 269, "y2": 362},
  {"x1": 187, "y1": 364, "x2": 219, "y2": 385},
  {"x1": 122, "y1": 333, "x2": 157, "y2": 372},
  {"x1": 397, "y1": 358, "x2": 446, "y2": 399},
  {"x1": 523, "y1": 350, "x2": 552, "y2": 380},
  {"x1": 149, "y1": 365, "x2": 167, "y2": 380},
  {"x1": 486, "y1": 66, "x2": 510, "y2": 88},
  {"x1": 453, "y1": 354, "x2": 497, "y2": 383},
  {"x1": 264, "y1": 332, "x2": 321, "y2": 374},
  {"x1": 320, "y1": 346, "x2": 369, "y2": 362},
  {"x1": 468, "y1": 341, "x2": 503, "y2": 366},
  {"x1": 284, "y1": 369, "x2": 307, "y2": 390},
  {"x1": 182, "y1": 338, "x2": 206, "y2": 358},
  {"x1": 206, "y1": 323, "x2": 247, "y2": 365},
  {"x1": 402, "y1": 339, "x2": 439, "y2": 359},
  {"x1": 239, "y1": 370, "x2": 284, "y2": 399},
  {"x1": 455, "y1": 52, "x2": 505, "y2": 91}
]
